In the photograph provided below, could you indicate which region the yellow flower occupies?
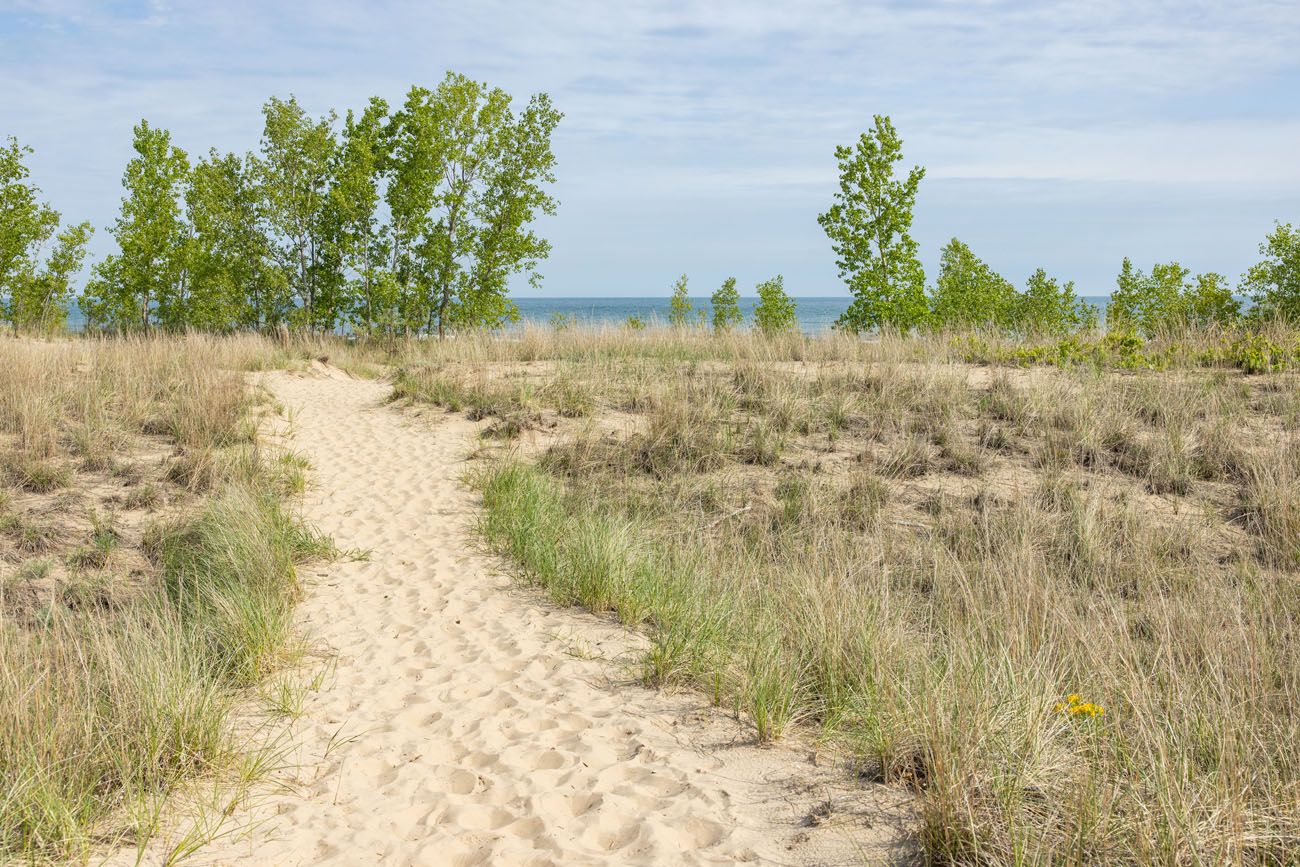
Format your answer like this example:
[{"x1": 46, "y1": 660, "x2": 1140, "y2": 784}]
[{"x1": 1055, "y1": 694, "x2": 1105, "y2": 719}]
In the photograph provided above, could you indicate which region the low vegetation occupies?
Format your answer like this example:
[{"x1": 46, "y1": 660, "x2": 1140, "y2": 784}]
[
  {"x1": 391, "y1": 324, "x2": 1300, "y2": 865},
  {"x1": 0, "y1": 335, "x2": 328, "y2": 861}
]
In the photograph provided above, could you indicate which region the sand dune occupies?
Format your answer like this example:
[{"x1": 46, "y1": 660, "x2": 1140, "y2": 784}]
[{"x1": 119, "y1": 366, "x2": 913, "y2": 866}]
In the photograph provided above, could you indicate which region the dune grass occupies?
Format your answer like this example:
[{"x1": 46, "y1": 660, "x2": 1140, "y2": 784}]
[
  {"x1": 0, "y1": 334, "x2": 328, "y2": 862},
  {"x1": 393, "y1": 324, "x2": 1300, "y2": 865}
]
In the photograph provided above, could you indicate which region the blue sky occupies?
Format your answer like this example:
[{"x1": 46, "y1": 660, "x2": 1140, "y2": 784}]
[{"x1": 3, "y1": 0, "x2": 1298, "y2": 298}]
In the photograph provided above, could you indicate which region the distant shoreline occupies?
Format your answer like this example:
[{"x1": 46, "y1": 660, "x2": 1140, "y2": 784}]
[{"x1": 63, "y1": 295, "x2": 1118, "y2": 334}]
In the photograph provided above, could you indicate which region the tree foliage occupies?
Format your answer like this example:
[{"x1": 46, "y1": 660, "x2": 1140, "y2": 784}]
[
  {"x1": 1183, "y1": 272, "x2": 1240, "y2": 326},
  {"x1": 73, "y1": 72, "x2": 559, "y2": 336},
  {"x1": 710, "y1": 276, "x2": 742, "y2": 332},
  {"x1": 1017, "y1": 268, "x2": 1097, "y2": 335},
  {"x1": 667, "y1": 274, "x2": 692, "y2": 327},
  {"x1": 1109, "y1": 258, "x2": 1239, "y2": 335},
  {"x1": 187, "y1": 150, "x2": 284, "y2": 330},
  {"x1": 386, "y1": 74, "x2": 561, "y2": 338},
  {"x1": 331, "y1": 100, "x2": 393, "y2": 335},
  {"x1": 1241, "y1": 222, "x2": 1300, "y2": 322},
  {"x1": 257, "y1": 96, "x2": 340, "y2": 332},
  {"x1": 753, "y1": 274, "x2": 796, "y2": 334},
  {"x1": 931, "y1": 238, "x2": 1018, "y2": 330},
  {"x1": 82, "y1": 121, "x2": 190, "y2": 330},
  {"x1": 819, "y1": 115, "x2": 927, "y2": 333},
  {"x1": 0, "y1": 137, "x2": 93, "y2": 333}
]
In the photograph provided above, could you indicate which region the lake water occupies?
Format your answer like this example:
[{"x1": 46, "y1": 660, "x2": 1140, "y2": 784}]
[{"x1": 66, "y1": 295, "x2": 1113, "y2": 334}]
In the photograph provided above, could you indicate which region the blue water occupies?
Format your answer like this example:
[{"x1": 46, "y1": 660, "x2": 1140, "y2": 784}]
[
  {"x1": 66, "y1": 295, "x2": 1113, "y2": 334},
  {"x1": 512, "y1": 296, "x2": 850, "y2": 333}
]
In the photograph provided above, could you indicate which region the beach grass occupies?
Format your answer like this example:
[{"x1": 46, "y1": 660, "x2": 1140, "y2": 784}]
[
  {"x1": 390, "y1": 323, "x2": 1300, "y2": 865},
  {"x1": 0, "y1": 335, "x2": 328, "y2": 862}
]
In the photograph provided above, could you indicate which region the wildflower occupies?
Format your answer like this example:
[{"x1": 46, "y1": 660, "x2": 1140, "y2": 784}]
[{"x1": 1055, "y1": 694, "x2": 1105, "y2": 719}]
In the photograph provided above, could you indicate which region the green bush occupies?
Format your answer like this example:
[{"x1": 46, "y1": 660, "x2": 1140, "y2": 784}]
[
  {"x1": 667, "y1": 274, "x2": 693, "y2": 327},
  {"x1": 753, "y1": 275, "x2": 797, "y2": 335},
  {"x1": 710, "y1": 276, "x2": 742, "y2": 332},
  {"x1": 930, "y1": 238, "x2": 1018, "y2": 330},
  {"x1": 1015, "y1": 268, "x2": 1098, "y2": 336},
  {"x1": 1241, "y1": 221, "x2": 1300, "y2": 322},
  {"x1": 1109, "y1": 259, "x2": 1239, "y2": 334}
]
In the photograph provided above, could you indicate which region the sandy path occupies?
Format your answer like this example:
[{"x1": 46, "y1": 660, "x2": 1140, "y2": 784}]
[{"x1": 169, "y1": 367, "x2": 913, "y2": 866}]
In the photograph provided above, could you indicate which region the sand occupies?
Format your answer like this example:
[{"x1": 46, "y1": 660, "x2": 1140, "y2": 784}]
[{"x1": 117, "y1": 365, "x2": 914, "y2": 866}]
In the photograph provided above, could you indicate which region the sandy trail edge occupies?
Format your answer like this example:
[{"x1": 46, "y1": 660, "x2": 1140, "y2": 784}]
[{"x1": 119, "y1": 367, "x2": 915, "y2": 866}]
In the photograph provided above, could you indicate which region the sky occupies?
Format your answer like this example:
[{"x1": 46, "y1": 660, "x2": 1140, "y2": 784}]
[{"x1": 2, "y1": 0, "x2": 1298, "y2": 299}]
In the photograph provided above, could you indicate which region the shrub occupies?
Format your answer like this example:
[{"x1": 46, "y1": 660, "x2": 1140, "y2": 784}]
[
  {"x1": 1182, "y1": 272, "x2": 1240, "y2": 326},
  {"x1": 710, "y1": 276, "x2": 742, "y2": 332},
  {"x1": 1015, "y1": 268, "x2": 1097, "y2": 335},
  {"x1": 753, "y1": 274, "x2": 797, "y2": 335},
  {"x1": 1109, "y1": 258, "x2": 1239, "y2": 335},
  {"x1": 1241, "y1": 221, "x2": 1300, "y2": 322},
  {"x1": 667, "y1": 274, "x2": 693, "y2": 327},
  {"x1": 930, "y1": 238, "x2": 1017, "y2": 330}
]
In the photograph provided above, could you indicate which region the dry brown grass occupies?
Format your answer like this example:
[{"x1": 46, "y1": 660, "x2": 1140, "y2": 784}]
[
  {"x1": 0, "y1": 334, "x2": 327, "y2": 862},
  {"x1": 396, "y1": 326, "x2": 1300, "y2": 865}
]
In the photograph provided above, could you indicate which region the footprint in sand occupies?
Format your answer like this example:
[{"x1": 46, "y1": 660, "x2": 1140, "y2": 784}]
[{"x1": 103, "y1": 368, "x2": 915, "y2": 867}]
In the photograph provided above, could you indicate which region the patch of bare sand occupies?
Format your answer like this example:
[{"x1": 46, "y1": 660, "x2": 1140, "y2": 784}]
[{"x1": 112, "y1": 366, "x2": 915, "y2": 866}]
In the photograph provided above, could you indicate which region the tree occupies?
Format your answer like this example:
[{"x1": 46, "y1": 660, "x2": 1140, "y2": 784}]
[
  {"x1": 1183, "y1": 272, "x2": 1239, "y2": 326},
  {"x1": 185, "y1": 150, "x2": 282, "y2": 330},
  {"x1": 1241, "y1": 222, "x2": 1300, "y2": 322},
  {"x1": 329, "y1": 98, "x2": 396, "y2": 335},
  {"x1": 930, "y1": 238, "x2": 1017, "y2": 330},
  {"x1": 82, "y1": 121, "x2": 191, "y2": 330},
  {"x1": 711, "y1": 276, "x2": 742, "y2": 331},
  {"x1": 667, "y1": 274, "x2": 692, "y2": 326},
  {"x1": 387, "y1": 72, "x2": 561, "y2": 338},
  {"x1": 1016, "y1": 268, "x2": 1096, "y2": 335},
  {"x1": 1108, "y1": 258, "x2": 1186, "y2": 334},
  {"x1": 9, "y1": 221, "x2": 93, "y2": 332},
  {"x1": 257, "y1": 96, "x2": 340, "y2": 332},
  {"x1": 1108, "y1": 258, "x2": 1238, "y2": 334},
  {"x1": 1, "y1": 138, "x2": 58, "y2": 304},
  {"x1": 818, "y1": 115, "x2": 927, "y2": 333},
  {"x1": 754, "y1": 274, "x2": 797, "y2": 334},
  {"x1": 0, "y1": 137, "x2": 92, "y2": 334}
]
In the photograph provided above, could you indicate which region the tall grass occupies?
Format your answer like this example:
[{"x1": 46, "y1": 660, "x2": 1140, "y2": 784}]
[
  {"x1": 0, "y1": 334, "x2": 326, "y2": 862},
  {"x1": 448, "y1": 325, "x2": 1300, "y2": 865}
]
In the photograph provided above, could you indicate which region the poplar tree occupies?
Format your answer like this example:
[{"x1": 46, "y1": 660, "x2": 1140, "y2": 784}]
[
  {"x1": 0, "y1": 137, "x2": 93, "y2": 332},
  {"x1": 931, "y1": 238, "x2": 1018, "y2": 330},
  {"x1": 1016, "y1": 268, "x2": 1096, "y2": 335},
  {"x1": 818, "y1": 115, "x2": 927, "y2": 333},
  {"x1": 754, "y1": 275, "x2": 797, "y2": 334},
  {"x1": 1183, "y1": 272, "x2": 1239, "y2": 326},
  {"x1": 1108, "y1": 258, "x2": 1187, "y2": 334},
  {"x1": 330, "y1": 99, "x2": 395, "y2": 334},
  {"x1": 1242, "y1": 222, "x2": 1300, "y2": 322},
  {"x1": 257, "y1": 96, "x2": 339, "y2": 332},
  {"x1": 9, "y1": 222, "x2": 93, "y2": 332},
  {"x1": 710, "y1": 276, "x2": 742, "y2": 331},
  {"x1": 667, "y1": 274, "x2": 692, "y2": 326},
  {"x1": 1109, "y1": 258, "x2": 1239, "y2": 334},
  {"x1": 186, "y1": 150, "x2": 281, "y2": 330},
  {"x1": 0, "y1": 138, "x2": 58, "y2": 305},
  {"x1": 387, "y1": 73, "x2": 561, "y2": 338},
  {"x1": 83, "y1": 121, "x2": 190, "y2": 330}
]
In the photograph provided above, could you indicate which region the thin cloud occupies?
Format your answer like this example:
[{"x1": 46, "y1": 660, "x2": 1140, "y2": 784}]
[{"x1": 1, "y1": 0, "x2": 1296, "y2": 294}]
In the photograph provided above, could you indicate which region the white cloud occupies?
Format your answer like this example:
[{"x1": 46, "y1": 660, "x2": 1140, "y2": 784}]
[{"x1": 1, "y1": 0, "x2": 1297, "y2": 293}]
